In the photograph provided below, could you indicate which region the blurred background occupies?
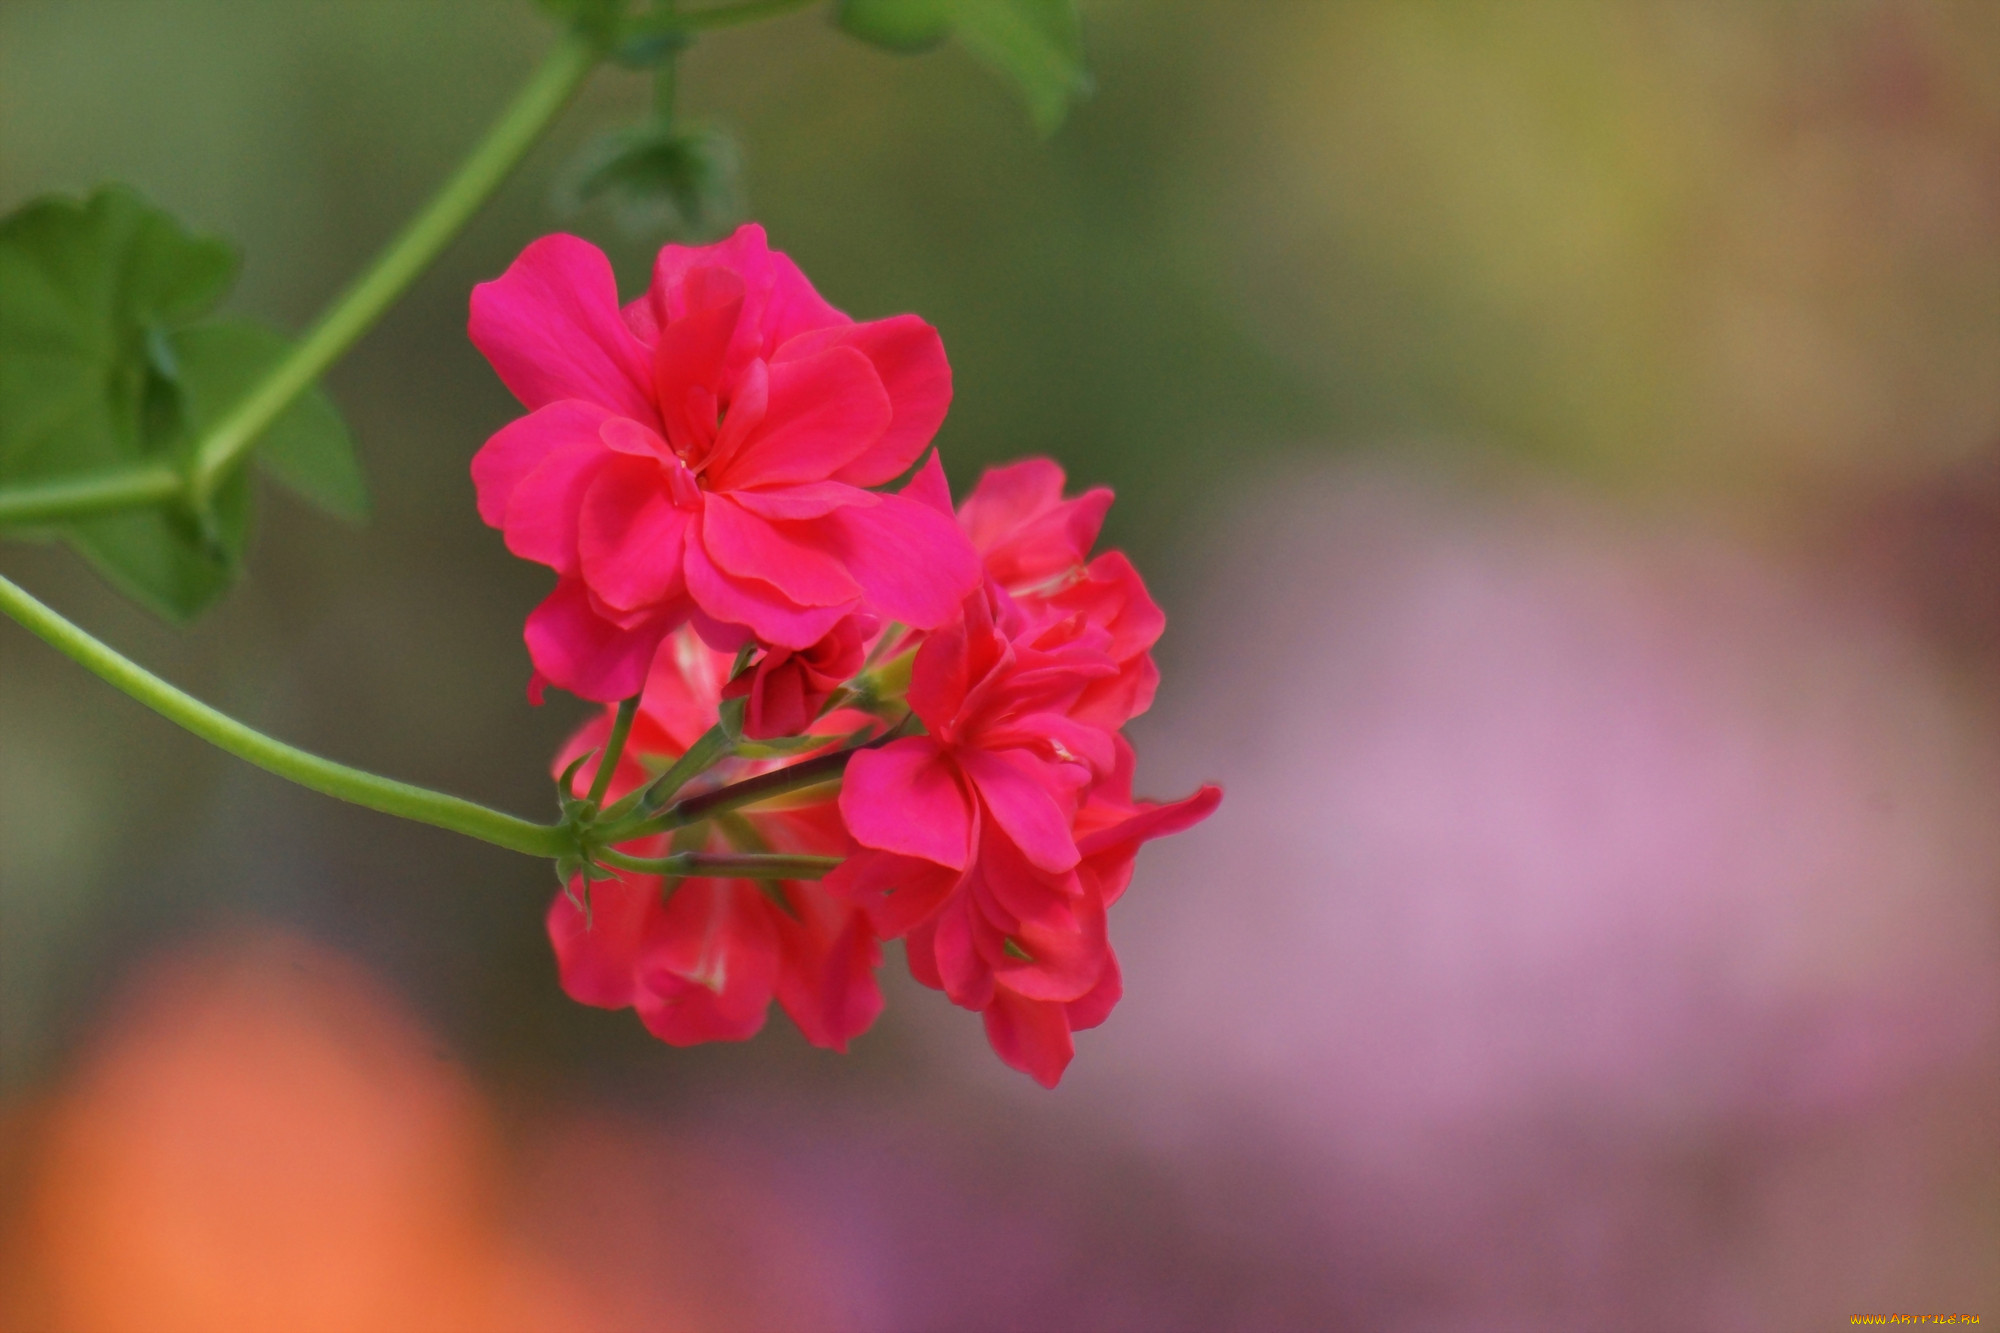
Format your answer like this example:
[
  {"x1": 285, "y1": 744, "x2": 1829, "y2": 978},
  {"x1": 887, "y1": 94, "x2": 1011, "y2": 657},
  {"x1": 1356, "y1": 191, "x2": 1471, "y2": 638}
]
[{"x1": 5, "y1": 1, "x2": 2000, "y2": 1327}]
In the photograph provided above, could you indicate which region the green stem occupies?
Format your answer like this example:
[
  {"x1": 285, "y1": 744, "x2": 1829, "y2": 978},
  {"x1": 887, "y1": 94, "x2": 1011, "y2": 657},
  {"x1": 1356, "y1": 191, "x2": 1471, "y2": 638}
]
[
  {"x1": 586, "y1": 696, "x2": 641, "y2": 808},
  {"x1": 612, "y1": 727, "x2": 896, "y2": 841},
  {"x1": 0, "y1": 572, "x2": 569, "y2": 859},
  {"x1": 0, "y1": 464, "x2": 182, "y2": 528},
  {"x1": 606, "y1": 722, "x2": 733, "y2": 823},
  {"x1": 184, "y1": 31, "x2": 599, "y2": 509},
  {"x1": 597, "y1": 847, "x2": 840, "y2": 880}
]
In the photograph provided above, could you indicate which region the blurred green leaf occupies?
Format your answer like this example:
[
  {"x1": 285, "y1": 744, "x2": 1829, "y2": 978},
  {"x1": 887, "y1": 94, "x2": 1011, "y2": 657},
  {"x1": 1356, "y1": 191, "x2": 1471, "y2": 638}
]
[
  {"x1": 831, "y1": 0, "x2": 1088, "y2": 132},
  {"x1": 950, "y1": 0, "x2": 1089, "y2": 134},
  {"x1": 0, "y1": 187, "x2": 250, "y2": 619},
  {"x1": 835, "y1": 0, "x2": 953, "y2": 53},
  {"x1": 556, "y1": 120, "x2": 744, "y2": 241},
  {"x1": 0, "y1": 187, "x2": 236, "y2": 491},
  {"x1": 0, "y1": 187, "x2": 365, "y2": 620},
  {"x1": 536, "y1": 0, "x2": 628, "y2": 44},
  {"x1": 175, "y1": 321, "x2": 369, "y2": 523},
  {"x1": 63, "y1": 467, "x2": 251, "y2": 623}
]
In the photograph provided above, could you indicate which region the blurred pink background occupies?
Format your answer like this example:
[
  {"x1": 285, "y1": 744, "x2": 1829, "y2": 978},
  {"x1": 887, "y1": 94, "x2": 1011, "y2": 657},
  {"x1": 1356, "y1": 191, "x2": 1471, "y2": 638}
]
[{"x1": 10, "y1": 1, "x2": 2000, "y2": 1328}]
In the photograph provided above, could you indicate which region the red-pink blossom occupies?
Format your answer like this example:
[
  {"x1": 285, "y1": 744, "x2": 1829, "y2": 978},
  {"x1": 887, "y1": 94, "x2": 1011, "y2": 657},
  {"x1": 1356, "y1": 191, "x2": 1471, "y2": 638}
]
[
  {"x1": 547, "y1": 630, "x2": 883, "y2": 1050},
  {"x1": 957, "y1": 459, "x2": 1165, "y2": 728},
  {"x1": 471, "y1": 224, "x2": 980, "y2": 701},
  {"x1": 956, "y1": 457, "x2": 1113, "y2": 590},
  {"x1": 828, "y1": 583, "x2": 1218, "y2": 1085},
  {"x1": 720, "y1": 614, "x2": 874, "y2": 740}
]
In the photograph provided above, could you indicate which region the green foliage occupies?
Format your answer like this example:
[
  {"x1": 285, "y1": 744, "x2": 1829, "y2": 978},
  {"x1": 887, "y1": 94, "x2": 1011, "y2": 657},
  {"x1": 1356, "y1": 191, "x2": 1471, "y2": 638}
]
[
  {"x1": 177, "y1": 322, "x2": 368, "y2": 523},
  {"x1": 0, "y1": 188, "x2": 235, "y2": 500},
  {"x1": 952, "y1": 0, "x2": 1089, "y2": 135},
  {"x1": 835, "y1": 0, "x2": 953, "y2": 53},
  {"x1": 556, "y1": 120, "x2": 744, "y2": 241},
  {"x1": 0, "y1": 187, "x2": 365, "y2": 621},
  {"x1": 535, "y1": 0, "x2": 630, "y2": 46},
  {"x1": 834, "y1": 0, "x2": 1090, "y2": 133}
]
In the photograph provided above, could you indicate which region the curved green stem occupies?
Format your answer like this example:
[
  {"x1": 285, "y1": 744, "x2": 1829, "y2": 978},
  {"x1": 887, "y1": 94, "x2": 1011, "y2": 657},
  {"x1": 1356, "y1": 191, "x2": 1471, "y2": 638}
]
[
  {"x1": 185, "y1": 31, "x2": 599, "y2": 508},
  {"x1": 0, "y1": 464, "x2": 182, "y2": 528},
  {"x1": 0, "y1": 571, "x2": 569, "y2": 858},
  {"x1": 585, "y1": 696, "x2": 641, "y2": 808}
]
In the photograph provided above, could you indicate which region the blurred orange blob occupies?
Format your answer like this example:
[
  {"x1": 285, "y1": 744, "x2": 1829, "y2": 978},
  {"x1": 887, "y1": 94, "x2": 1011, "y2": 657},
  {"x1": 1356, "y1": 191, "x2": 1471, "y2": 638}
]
[{"x1": 0, "y1": 930, "x2": 595, "y2": 1333}]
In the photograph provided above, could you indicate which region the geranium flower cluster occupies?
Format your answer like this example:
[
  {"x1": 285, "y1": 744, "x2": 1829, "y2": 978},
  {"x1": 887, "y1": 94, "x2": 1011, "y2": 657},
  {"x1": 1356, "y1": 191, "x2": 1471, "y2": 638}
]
[{"x1": 470, "y1": 225, "x2": 1218, "y2": 1086}]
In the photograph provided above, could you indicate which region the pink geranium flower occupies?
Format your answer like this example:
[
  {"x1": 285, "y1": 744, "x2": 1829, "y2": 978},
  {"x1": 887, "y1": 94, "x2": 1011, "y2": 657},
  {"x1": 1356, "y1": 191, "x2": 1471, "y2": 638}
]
[
  {"x1": 829, "y1": 579, "x2": 1218, "y2": 1085},
  {"x1": 547, "y1": 629, "x2": 883, "y2": 1050},
  {"x1": 957, "y1": 459, "x2": 1165, "y2": 728},
  {"x1": 721, "y1": 613, "x2": 875, "y2": 740},
  {"x1": 470, "y1": 224, "x2": 980, "y2": 701}
]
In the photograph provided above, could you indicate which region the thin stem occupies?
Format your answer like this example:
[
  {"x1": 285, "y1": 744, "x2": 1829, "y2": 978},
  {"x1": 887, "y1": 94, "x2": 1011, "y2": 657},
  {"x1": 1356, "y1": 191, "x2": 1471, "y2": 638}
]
[
  {"x1": 0, "y1": 572, "x2": 570, "y2": 859},
  {"x1": 586, "y1": 696, "x2": 641, "y2": 808},
  {"x1": 615, "y1": 724, "x2": 904, "y2": 841},
  {"x1": 597, "y1": 848, "x2": 840, "y2": 880},
  {"x1": 0, "y1": 464, "x2": 182, "y2": 528},
  {"x1": 613, "y1": 723, "x2": 733, "y2": 821},
  {"x1": 185, "y1": 32, "x2": 599, "y2": 508}
]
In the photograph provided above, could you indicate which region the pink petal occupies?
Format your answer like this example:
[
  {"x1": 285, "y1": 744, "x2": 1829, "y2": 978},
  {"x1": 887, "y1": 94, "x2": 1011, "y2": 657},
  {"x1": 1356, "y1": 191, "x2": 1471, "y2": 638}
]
[
  {"x1": 905, "y1": 589, "x2": 1008, "y2": 733},
  {"x1": 982, "y1": 711, "x2": 1120, "y2": 779},
  {"x1": 781, "y1": 314, "x2": 951, "y2": 487},
  {"x1": 959, "y1": 457, "x2": 1114, "y2": 588},
  {"x1": 707, "y1": 345, "x2": 890, "y2": 491},
  {"x1": 730, "y1": 481, "x2": 878, "y2": 521},
  {"x1": 822, "y1": 848, "x2": 960, "y2": 937},
  {"x1": 644, "y1": 223, "x2": 846, "y2": 374},
  {"x1": 651, "y1": 276, "x2": 743, "y2": 462},
  {"x1": 1069, "y1": 550, "x2": 1166, "y2": 660},
  {"x1": 1072, "y1": 654, "x2": 1160, "y2": 730},
  {"x1": 998, "y1": 889, "x2": 1107, "y2": 1003},
  {"x1": 1064, "y1": 951, "x2": 1123, "y2": 1032},
  {"x1": 500, "y1": 437, "x2": 615, "y2": 576},
  {"x1": 682, "y1": 530, "x2": 854, "y2": 648},
  {"x1": 700, "y1": 497, "x2": 862, "y2": 608},
  {"x1": 931, "y1": 899, "x2": 995, "y2": 1009},
  {"x1": 633, "y1": 879, "x2": 780, "y2": 1045},
  {"x1": 469, "y1": 234, "x2": 656, "y2": 421},
  {"x1": 960, "y1": 746, "x2": 1081, "y2": 873},
  {"x1": 981, "y1": 991, "x2": 1075, "y2": 1088},
  {"x1": 1076, "y1": 783, "x2": 1223, "y2": 860},
  {"x1": 772, "y1": 906, "x2": 884, "y2": 1052},
  {"x1": 839, "y1": 738, "x2": 973, "y2": 870},
  {"x1": 821, "y1": 492, "x2": 983, "y2": 630},
  {"x1": 974, "y1": 832, "x2": 1081, "y2": 930},
  {"x1": 901, "y1": 450, "x2": 955, "y2": 517},
  {"x1": 904, "y1": 919, "x2": 944, "y2": 991},
  {"x1": 598, "y1": 415, "x2": 679, "y2": 463},
  {"x1": 524, "y1": 578, "x2": 685, "y2": 702},
  {"x1": 472, "y1": 399, "x2": 615, "y2": 529},
  {"x1": 576, "y1": 457, "x2": 696, "y2": 613},
  {"x1": 546, "y1": 871, "x2": 658, "y2": 1010}
]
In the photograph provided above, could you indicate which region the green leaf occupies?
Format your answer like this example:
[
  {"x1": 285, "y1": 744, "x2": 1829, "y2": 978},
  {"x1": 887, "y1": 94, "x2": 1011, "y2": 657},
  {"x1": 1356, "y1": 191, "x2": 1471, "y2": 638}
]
[
  {"x1": 0, "y1": 186, "x2": 236, "y2": 488},
  {"x1": 835, "y1": 0, "x2": 954, "y2": 53},
  {"x1": 0, "y1": 187, "x2": 250, "y2": 620},
  {"x1": 174, "y1": 321, "x2": 368, "y2": 522},
  {"x1": 555, "y1": 120, "x2": 744, "y2": 242},
  {"x1": 64, "y1": 467, "x2": 250, "y2": 623},
  {"x1": 0, "y1": 188, "x2": 365, "y2": 619},
  {"x1": 830, "y1": 0, "x2": 1089, "y2": 133},
  {"x1": 536, "y1": 0, "x2": 628, "y2": 45},
  {"x1": 949, "y1": 0, "x2": 1090, "y2": 134}
]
